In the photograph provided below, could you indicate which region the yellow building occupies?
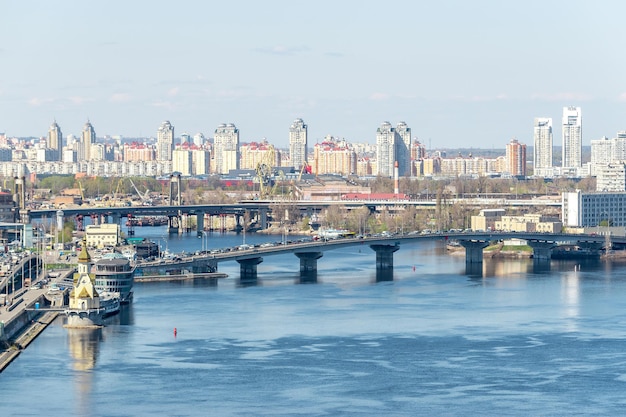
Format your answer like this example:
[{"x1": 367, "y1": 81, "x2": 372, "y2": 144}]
[
  {"x1": 496, "y1": 213, "x2": 562, "y2": 233},
  {"x1": 471, "y1": 209, "x2": 505, "y2": 231},
  {"x1": 85, "y1": 223, "x2": 120, "y2": 248},
  {"x1": 312, "y1": 137, "x2": 356, "y2": 176},
  {"x1": 240, "y1": 141, "x2": 280, "y2": 170}
]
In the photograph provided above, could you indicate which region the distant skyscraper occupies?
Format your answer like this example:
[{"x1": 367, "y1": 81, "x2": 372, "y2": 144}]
[
  {"x1": 533, "y1": 117, "x2": 552, "y2": 175},
  {"x1": 193, "y1": 132, "x2": 205, "y2": 147},
  {"x1": 376, "y1": 121, "x2": 396, "y2": 177},
  {"x1": 562, "y1": 106, "x2": 582, "y2": 168},
  {"x1": 180, "y1": 132, "x2": 191, "y2": 145},
  {"x1": 395, "y1": 122, "x2": 411, "y2": 176},
  {"x1": 47, "y1": 121, "x2": 63, "y2": 161},
  {"x1": 505, "y1": 139, "x2": 527, "y2": 177},
  {"x1": 289, "y1": 118, "x2": 308, "y2": 170},
  {"x1": 375, "y1": 121, "x2": 412, "y2": 177},
  {"x1": 157, "y1": 121, "x2": 175, "y2": 161},
  {"x1": 213, "y1": 123, "x2": 240, "y2": 174},
  {"x1": 79, "y1": 120, "x2": 96, "y2": 161}
]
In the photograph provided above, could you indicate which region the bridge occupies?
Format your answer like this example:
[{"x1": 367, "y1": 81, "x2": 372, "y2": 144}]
[
  {"x1": 27, "y1": 196, "x2": 562, "y2": 235},
  {"x1": 134, "y1": 231, "x2": 617, "y2": 281}
]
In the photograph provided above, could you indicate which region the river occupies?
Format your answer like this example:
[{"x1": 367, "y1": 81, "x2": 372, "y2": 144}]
[{"x1": 2, "y1": 227, "x2": 626, "y2": 416}]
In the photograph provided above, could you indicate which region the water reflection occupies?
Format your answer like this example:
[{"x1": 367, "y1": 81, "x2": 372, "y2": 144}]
[
  {"x1": 375, "y1": 269, "x2": 394, "y2": 282},
  {"x1": 67, "y1": 327, "x2": 102, "y2": 416},
  {"x1": 238, "y1": 277, "x2": 259, "y2": 287},
  {"x1": 465, "y1": 262, "x2": 484, "y2": 278},
  {"x1": 561, "y1": 268, "x2": 581, "y2": 332},
  {"x1": 106, "y1": 304, "x2": 135, "y2": 326},
  {"x1": 299, "y1": 271, "x2": 318, "y2": 284}
]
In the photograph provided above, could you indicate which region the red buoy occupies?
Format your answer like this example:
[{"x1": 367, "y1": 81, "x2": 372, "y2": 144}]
[{"x1": 174, "y1": 327, "x2": 177, "y2": 337}]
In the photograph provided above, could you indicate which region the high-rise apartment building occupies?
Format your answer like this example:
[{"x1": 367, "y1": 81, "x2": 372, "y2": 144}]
[
  {"x1": 213, "y1": 123, "x2": 240, "y2": 174},
  {"x1": 590, "y1": 136, "x2": 613, "y2": 176},
  {"x1": 376, "y1": 121, "x2": 396, "y2": 177},
  {"x1": 312, "y1": 136, "x2": 357, "y2": 176},
  {"x1": 172, "y1": 147, "x2": 194, "y2": 176},
  {"x1": 375, "y1": 121, "x2": 412, "y2": 177},
  {"x1": 505, "y1": 139, "x2": 527, "y2": 177},
  {"x1": 157, "y1": 121, "x2": 175, "y2": 161},
  {"x1": 590, "y1": 133, "x2": 626, "y2": 176},
  {"x1": 47, "y1": 121, "x2": 63, "y2": 161},
  {"x1": 79, "y1": 120, "x2": 96, "y2": 161},
  {"x1": 395, "y1": 121, "x2": 411, "y2": 176},
  {"x1": 289, "y1": 118, "x2": 307, "y2": 170},
  {"x1": 240, "y1": 140, "x2": 279, "y2": 170},
  {"x1": 124, "y1": 142, "x2": 155, "y2": 162},
  {"x1": 562, "y1": 106, "x2": 582, "y2": 168},
  {"x1": 533, "y1": 117, "x2": 552, "y2": 175}
]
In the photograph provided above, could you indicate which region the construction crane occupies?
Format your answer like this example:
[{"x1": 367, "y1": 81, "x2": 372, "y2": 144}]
[
  {"x1": 255, "y1": 145, "x2": 277, "y2": 198},
  {"x1": 297, "y1": 162, "x2": 312, "y2": 182},
  {"x1": 128, "y1": 178, "x2": 151, "y2": 204},
  {"x1": 77, "y1": 180, "x2": 85, "y2": 201}
]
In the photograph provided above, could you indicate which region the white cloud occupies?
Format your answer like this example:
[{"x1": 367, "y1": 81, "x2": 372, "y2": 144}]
[
  {"x1": 28, "y1": 97, "x2": 54, "y2": 106},
  {"x1": 68, "y1": 96, "x2": 95, "y2": 105},
  {"x1": 151, "y1": 100, "x2": 175, "y2": 110},
  {"x1": 369, "y1": 92, "x2": 390, "y2": 101},
  {"x1": 109, "y1": 93, "x2": 132, "y2": 103}
]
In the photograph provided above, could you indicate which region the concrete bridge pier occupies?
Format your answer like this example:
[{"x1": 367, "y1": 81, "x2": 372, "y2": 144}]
[
  {"x1": 527, "y1": 240, "x2": 556, "y2": 260},
  {"x1": 168, "y1": 214, "x2": 181, "y2": 235},
  {"x1": 237, "y1": 257, "x2": 263, "y2": 280},
  {"x1": 295, "y1": 252, "x2": 323, "y2": 273},
  {"x1": 258, "y1": 208, "x2": 268, "y2": 230},
  {"x1": 465, "y1": 263, "x2": 484, "y2": 277},
  {"x1": 459, "y1": 240, "x2": 489, "y2": 264},
  {"x1": 370, "y1": 244, "x2": 400, "y2": 269},
  {"x1": 196, "y1": 212, "x2": 205, "y2": 237}
]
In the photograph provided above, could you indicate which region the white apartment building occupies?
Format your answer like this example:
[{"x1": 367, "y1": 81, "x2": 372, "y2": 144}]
[
  {"x1": 156, "y1": 121, "x2": 175, "y2": 161},
  {"x1": 289, "y1": 118, "x2": 307, "y2": 170},
  {"x1": 213, "y1": 123, "x2": 239, "y2": 174},
  {"x1": 47, "y1": 121, "x2": 63, "y2": 161},
  {"x1": 79, "y1": 120, "x2": 96, "y2": 161},
  {"x1": 562, "y1": 106, "x2": 582, "y2": 169},
  {"x1": 533, "y1": 117, "x2": 552, "y2": 176},
  {"x1": 596, "y1": 163, "x2": 626, "y2": 192}
]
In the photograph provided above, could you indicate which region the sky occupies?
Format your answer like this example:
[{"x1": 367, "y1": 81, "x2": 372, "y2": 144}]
[{"x1": 1, "y1": 0, "x2": 626, "y2": 148}]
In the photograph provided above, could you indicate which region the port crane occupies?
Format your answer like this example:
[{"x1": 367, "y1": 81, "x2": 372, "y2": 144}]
[{"x1": 128, "y1": 178, "x2": 151, "y2": 205}]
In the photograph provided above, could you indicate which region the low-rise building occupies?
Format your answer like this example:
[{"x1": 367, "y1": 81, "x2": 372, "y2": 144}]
[
  {"x1": 471, "y1": 208, "x2": 505, "y2": 231},
  {"x1": 495, "y1": 213, "x2": 562, "y2": 233},
  {"x1": 85, "y1": 224, "x2": 121, "y2": 248}
]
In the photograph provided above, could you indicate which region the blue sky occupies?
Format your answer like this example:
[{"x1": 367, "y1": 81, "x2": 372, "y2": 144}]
[{"x1": 1, "y1": 0, "x2": 625, "y2": 148}]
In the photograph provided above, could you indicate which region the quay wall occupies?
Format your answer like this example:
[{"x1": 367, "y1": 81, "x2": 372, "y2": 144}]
[{"x1": 3, "y1": 295, "x2": 45, "y2": 340}]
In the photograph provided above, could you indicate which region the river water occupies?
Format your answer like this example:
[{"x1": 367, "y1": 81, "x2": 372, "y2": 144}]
[{"x1": 3, "y1": 228, "x2": 626, "y2": 416}]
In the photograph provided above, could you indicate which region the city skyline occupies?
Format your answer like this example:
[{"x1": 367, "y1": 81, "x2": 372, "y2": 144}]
[{"x1": 2, "y1": 1, "x2": 626, "y2": 146}]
